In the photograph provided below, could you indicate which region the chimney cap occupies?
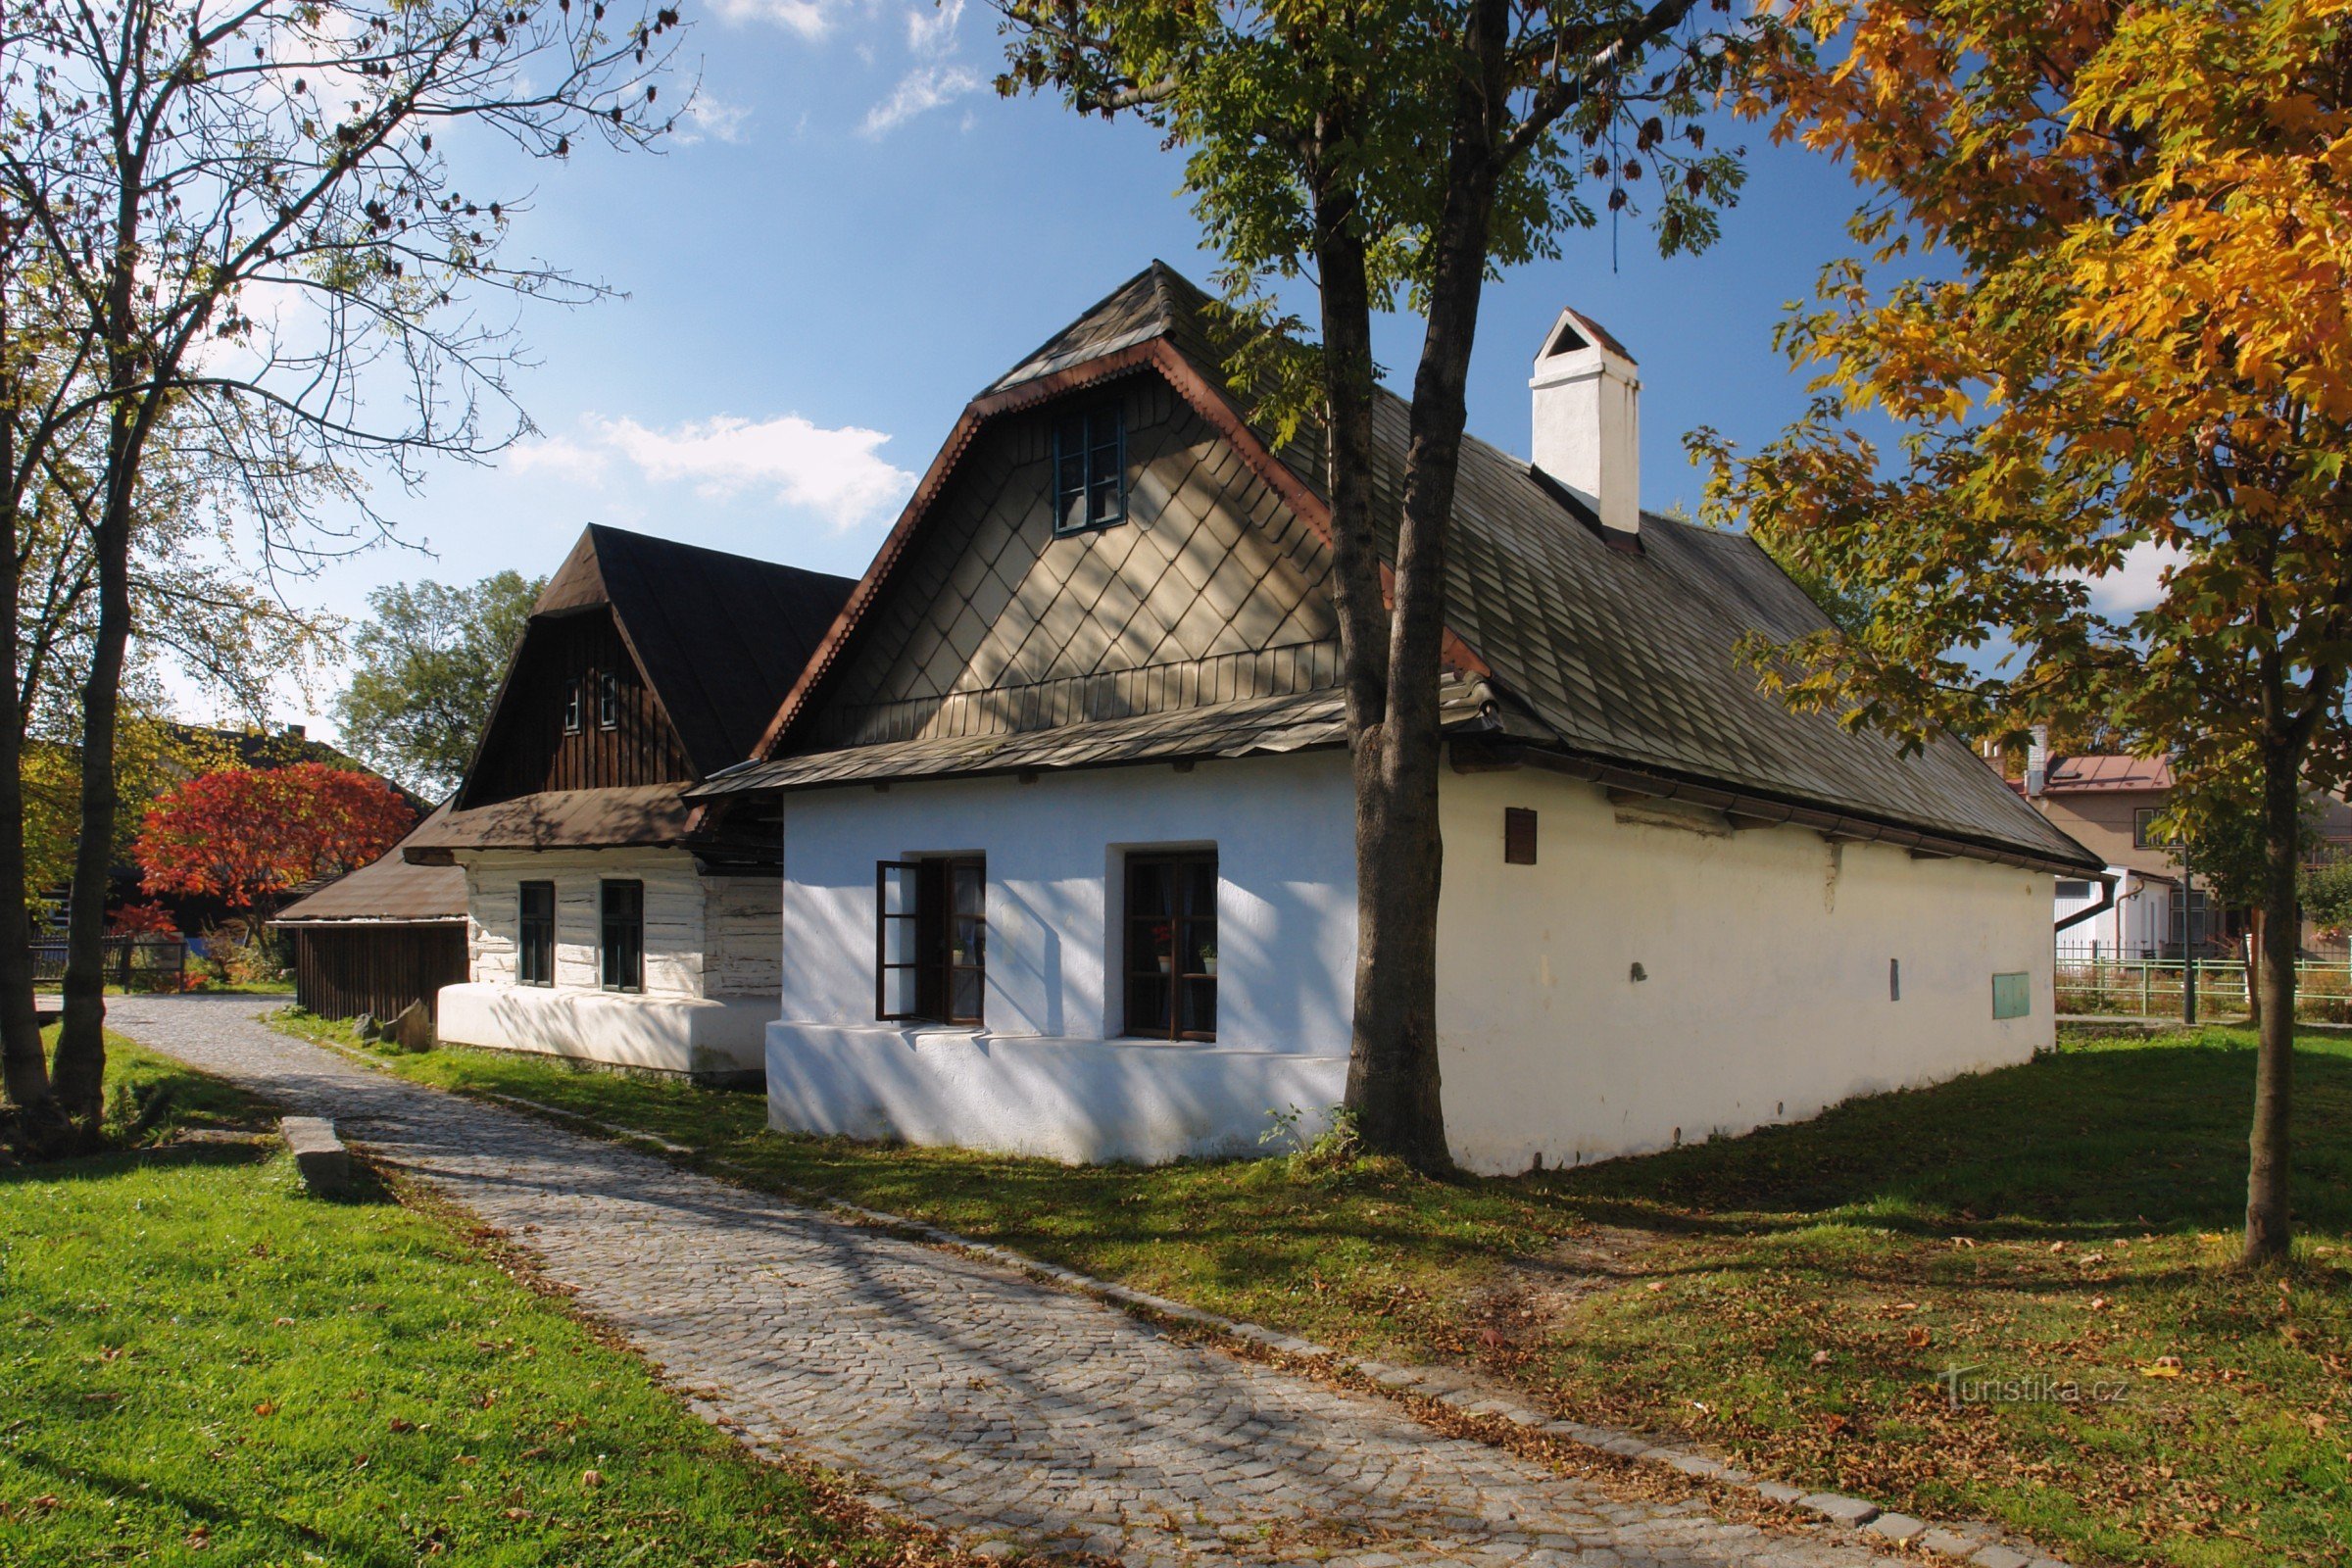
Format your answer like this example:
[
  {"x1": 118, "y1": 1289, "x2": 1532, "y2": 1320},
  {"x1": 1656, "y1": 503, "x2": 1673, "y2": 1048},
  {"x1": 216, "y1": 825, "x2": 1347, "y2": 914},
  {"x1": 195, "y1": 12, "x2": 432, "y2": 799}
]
[{"x1": 1535, "y1": 305, "x2": 1638, "y2": 370}]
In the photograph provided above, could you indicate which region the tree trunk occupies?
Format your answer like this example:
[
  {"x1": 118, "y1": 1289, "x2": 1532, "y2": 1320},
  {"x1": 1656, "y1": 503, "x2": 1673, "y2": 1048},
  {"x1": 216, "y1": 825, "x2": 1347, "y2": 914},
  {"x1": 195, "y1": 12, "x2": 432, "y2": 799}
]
[
  {"x1": 49, "y1": 402, "x2": 139, "y2": 1125},
  {"x1": 0, "y1": 426, "x2": 55, "y2": 1122},
  {"x1": 1336, "y1": 0, "x2": 1510, "y2": 1170},
  {"x1": 2242, "y1": 739, "x2": 2301, "y2": 1265}
]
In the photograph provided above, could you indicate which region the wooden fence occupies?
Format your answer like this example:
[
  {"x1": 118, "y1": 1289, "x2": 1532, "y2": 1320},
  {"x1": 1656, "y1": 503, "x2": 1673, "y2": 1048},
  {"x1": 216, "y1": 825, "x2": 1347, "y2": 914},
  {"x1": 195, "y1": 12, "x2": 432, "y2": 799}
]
[{"x1": 27, "y1": 937, "x2": 187, "y2": 993}]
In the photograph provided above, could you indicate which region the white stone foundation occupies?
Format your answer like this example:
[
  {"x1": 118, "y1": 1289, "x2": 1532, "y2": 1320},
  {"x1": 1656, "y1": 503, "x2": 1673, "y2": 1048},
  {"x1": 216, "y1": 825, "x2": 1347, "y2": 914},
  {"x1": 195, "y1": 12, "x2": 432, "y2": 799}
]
[
  {"x1": 439, "y1": 982, "x2": 775, "y2": 1080},
  {"x1": 765, "y1": 1023, "x2": 1348, "y2": 1165}
]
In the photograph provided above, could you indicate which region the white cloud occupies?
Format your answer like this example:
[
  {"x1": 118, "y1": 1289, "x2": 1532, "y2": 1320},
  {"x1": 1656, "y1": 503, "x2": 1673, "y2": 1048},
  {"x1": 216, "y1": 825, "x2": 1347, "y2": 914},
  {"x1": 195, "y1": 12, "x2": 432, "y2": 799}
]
[
  {"x1": 507, "y1": 434, "x2": 612, "y2": 480},
  {"x1": 678, "y1": 91, "x2": 752, "y2": 145},
  {"x1": 906, "y1": 0, "x2": 963, "y2": 55},
  {"x1": 863, "y1": 63, "x2": 983, "y2": 135},
  {"x1": 587, "y1": 413, "x2": 915, "y2": 530},
  {"x1": 2082, "y1": 540, "x2": 2186, "y2": 617},
  {"x1": 709, "y1": 0, "x2": 837, "y2": 39}
]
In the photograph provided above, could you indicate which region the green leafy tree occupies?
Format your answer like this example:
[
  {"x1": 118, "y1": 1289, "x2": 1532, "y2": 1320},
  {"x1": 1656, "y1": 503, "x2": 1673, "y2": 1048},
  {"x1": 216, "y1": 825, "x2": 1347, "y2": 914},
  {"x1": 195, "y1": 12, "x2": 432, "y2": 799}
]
[
  {"x1": 333, "y1": 572, "x2": 544, "y2": 800},
  {"x1": 2300, "y1": 858, "x2": 2352, "y2": 942},
  {"x1": 1003, "y1": 0, "x2": 1750, "y2": 1167}
]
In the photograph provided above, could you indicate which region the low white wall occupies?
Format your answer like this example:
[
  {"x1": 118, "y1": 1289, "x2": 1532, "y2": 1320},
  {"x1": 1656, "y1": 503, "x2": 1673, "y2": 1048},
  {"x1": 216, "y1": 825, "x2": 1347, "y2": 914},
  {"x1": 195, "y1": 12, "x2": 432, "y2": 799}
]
[
  {"x1": 768, "y1": 752, "x2": 1358, "y2": 1157},
  {"x1": 450, "y1": 846, "x2": 781, "y2": 1074},
  {"x1": 766, "y1": 1025, "x2": 1345, "y2": 1163},
  {"x1": 438, "y1": 981, "x2": 774, "y2": 1077},
  {"x1": 1436, "y1": 766, "x2": 2057, "y2": 1175}
]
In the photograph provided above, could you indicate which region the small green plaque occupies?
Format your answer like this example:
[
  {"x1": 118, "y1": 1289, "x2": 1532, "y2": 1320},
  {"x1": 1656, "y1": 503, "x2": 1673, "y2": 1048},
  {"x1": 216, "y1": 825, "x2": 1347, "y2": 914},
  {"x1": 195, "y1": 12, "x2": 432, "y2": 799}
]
[{"x1": 1991, "y1": 971, "x2": 2032, "y2": 1020}]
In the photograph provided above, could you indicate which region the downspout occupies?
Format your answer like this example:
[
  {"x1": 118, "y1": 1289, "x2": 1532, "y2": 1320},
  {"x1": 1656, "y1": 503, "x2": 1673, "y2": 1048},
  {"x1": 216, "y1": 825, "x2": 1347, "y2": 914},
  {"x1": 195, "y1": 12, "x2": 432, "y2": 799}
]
[{"x1": 2055, "y1": 872, "x2": 2119, "y2": 934}]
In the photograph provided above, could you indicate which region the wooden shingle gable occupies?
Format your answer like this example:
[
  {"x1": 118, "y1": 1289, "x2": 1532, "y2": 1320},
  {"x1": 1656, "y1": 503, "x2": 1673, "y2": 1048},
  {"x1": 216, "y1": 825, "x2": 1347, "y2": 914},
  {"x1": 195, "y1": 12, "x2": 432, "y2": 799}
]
[{"x1": 752, "y1": 331, "x2": 1490, "y2": 764}]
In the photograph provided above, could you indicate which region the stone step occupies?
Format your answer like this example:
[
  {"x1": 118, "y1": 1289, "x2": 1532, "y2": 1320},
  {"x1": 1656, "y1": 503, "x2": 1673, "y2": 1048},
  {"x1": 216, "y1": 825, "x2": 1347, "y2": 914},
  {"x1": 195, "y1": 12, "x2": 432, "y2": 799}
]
[{"x1": 280, "y1": 1115, "x2": 351, "y2": 1196}]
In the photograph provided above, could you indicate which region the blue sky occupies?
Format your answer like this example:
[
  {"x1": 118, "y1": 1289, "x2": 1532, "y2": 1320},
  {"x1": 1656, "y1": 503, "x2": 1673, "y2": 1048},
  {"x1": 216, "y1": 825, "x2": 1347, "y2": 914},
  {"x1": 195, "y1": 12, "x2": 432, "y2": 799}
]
[{"x1": 254, "y1": 0, "x2": 1887, "y2": 739}]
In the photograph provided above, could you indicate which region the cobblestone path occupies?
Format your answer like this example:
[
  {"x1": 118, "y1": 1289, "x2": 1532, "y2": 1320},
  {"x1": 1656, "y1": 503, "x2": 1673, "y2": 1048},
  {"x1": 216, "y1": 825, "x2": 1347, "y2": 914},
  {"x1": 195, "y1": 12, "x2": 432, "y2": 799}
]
[{"x1": 113, "y1": 997, "x2": 1898, "y2": 1568}]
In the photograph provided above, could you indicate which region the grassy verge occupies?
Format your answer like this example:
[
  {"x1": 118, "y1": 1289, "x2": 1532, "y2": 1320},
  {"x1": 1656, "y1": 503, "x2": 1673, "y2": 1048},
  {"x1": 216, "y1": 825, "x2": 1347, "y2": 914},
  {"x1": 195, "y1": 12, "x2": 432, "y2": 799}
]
[
  {"x1": 0, "y1": 1036, "x2": 943, "y2": 1566},
  {"x1": 269, "y1": 1010, "x2": 2352, "y2": 1568}
]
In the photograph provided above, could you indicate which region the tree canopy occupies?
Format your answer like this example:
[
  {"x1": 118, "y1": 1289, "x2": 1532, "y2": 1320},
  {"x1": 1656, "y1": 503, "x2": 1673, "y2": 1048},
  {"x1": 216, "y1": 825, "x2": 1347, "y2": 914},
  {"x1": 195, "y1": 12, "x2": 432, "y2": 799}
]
[
  {"x1": 1698, "y1": 0, "x2": 2352, "y2": 1263},
  {"x1": 133, "y1": 763, "x2": 416, "y2": 926},
  {"x1": 332, "y1": 571, "x2": 544, "y2": 800}
]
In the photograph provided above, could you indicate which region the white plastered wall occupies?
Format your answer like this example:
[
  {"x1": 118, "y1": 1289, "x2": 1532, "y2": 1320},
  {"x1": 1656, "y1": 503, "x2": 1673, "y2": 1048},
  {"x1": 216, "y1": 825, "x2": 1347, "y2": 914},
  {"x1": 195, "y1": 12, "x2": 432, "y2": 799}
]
[
  {"x1": 1436, "y1": 765, "x2": 2057, "y2": 1176},
  {"x1": 437, "y1": 847, "x2": 780, "y2": 1077},
  {"x1": 767, "y1": 751, "x2": 1357, "y2": 1163}
]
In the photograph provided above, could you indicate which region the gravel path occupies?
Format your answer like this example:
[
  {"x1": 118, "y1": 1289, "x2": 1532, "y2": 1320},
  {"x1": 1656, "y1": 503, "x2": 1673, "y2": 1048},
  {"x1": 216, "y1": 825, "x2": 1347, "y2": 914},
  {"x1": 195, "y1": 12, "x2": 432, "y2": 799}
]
[{"x1": 110, "y1": 996, "x2": 1899, "y2": 1568}]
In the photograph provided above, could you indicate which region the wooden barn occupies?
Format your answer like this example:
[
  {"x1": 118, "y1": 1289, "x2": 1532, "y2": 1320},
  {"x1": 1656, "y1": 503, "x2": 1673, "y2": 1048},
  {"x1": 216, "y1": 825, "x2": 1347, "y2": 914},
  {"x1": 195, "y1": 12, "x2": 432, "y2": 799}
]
[{"x1": 272, "y1": 805, "x2": 468, "y2": 1023}]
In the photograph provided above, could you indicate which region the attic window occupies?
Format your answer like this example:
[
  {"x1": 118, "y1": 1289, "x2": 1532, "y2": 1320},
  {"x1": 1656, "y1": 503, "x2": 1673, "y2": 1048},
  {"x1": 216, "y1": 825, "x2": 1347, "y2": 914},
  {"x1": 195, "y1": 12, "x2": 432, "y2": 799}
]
[
  {"x1": 563, "y1": 678, "x2": 583, "y2": 734},
  {"x1": 1052, "y1": 403, "x2": 1126, "y2": 535},
  {"x1": 598, "y1": 671, "x2": 620, "y2": 730}
]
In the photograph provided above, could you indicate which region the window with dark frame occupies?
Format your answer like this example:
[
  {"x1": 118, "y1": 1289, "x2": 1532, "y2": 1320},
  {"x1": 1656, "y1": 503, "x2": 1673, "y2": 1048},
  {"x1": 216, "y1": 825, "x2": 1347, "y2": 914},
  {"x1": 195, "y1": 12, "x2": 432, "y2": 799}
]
[
  {"x1": 600, "y1": 879, "x2": 644, "y2": 993},
  {"x1": 1124, "y1": 852, "x2": 1217, "y2": 1041},
  {"x1": 517, "y1": 881, "x2": 556, "y2": 987},
  {"x1": 1503, "y1": 808, "x2": 1538, "y2": 865},
  {"x1": 563, "y1": 678, "x2": 584, "y2": 734},
  {"x1": 598, "y1": 670, "x2": 620, "y2": 730},
  {"x1": 2132, "y1": 806, "x2": 2159, "y2": 849},
  {"x1": 875, "y1": 858, "x2": 986, "y2": 1025},
  {"x1": 1052, "y1": 403, "x2": 1127, "y2": 535}
]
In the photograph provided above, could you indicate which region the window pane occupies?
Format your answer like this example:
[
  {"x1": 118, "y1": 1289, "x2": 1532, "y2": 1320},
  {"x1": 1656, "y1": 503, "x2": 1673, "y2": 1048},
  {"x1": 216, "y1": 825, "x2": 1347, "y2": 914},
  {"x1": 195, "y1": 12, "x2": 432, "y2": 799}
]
[
  {"x1": 1126, "y1": 852, "x2": 1216, "y2": 1039},
  {"x1": 882, "y1": 964, "x2": 919, "y2": 1016},
  {"x1": 1179, "y1": 976, "x2": 1217, "y2": 1037},
  {"x1": 949, "y1": 967, "x2": 983, "y2": 1023},
  {"x1": 601, "y1": 881, "x2": 643, "y2": 992}
]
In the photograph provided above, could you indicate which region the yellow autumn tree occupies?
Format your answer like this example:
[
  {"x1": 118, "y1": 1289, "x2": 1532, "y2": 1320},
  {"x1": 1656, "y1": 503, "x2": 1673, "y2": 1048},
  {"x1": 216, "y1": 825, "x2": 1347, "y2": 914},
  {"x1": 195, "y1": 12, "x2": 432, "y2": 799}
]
[{"x1": 1696, "y1": 0, "x2": 2352, "y2": 1263}]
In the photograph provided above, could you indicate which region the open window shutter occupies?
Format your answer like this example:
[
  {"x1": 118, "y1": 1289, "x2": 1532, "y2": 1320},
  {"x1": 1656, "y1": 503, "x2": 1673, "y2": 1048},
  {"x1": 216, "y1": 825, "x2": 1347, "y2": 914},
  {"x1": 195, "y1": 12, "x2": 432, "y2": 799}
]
[{"x1": 876, "y1": 861, "x2": 923, "y2": 1020}]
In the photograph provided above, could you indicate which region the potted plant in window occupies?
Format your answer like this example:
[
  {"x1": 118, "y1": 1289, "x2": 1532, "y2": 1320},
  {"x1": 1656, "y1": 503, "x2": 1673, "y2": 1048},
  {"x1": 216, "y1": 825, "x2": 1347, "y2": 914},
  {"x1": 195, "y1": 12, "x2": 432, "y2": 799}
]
[
  {"x1": 1152, "y1": 921, "x2": 1173, "y2": 974},
  {"x1": 1200, "y1": 939, "x2": 1217, "y2": 977}
]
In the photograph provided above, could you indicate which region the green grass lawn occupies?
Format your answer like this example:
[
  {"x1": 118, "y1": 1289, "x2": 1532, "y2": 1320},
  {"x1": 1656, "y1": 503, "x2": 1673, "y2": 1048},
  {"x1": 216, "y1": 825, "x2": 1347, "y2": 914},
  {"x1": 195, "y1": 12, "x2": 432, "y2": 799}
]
[
  {"x1": 0, "y1": 1036, "x2": 932, "y2": 1567},
  {"x1": 271, "y1": 1010, "x2": 2352, "y2": 1568}
]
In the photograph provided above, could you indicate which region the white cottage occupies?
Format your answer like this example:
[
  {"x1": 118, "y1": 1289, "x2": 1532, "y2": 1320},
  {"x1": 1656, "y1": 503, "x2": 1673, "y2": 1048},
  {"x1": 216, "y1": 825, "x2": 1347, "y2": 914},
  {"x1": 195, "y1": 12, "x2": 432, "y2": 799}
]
[
  {"x1": 409, "y1": 525, "x2": 854, "y2": 1080},
  {"x1": 696, "y1": 264, "x2": 2103, "y2": 1172}
]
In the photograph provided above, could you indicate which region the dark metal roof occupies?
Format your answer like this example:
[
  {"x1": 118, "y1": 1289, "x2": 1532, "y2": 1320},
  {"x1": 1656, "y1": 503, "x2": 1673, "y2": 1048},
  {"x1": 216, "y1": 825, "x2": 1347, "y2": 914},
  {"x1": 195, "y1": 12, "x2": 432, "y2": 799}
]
[
  {"x1": 729, "y1": 262, "x2": 2099, "y2": 875},
  {"x1": 535, "y1": 525, "x2": 858, "y2": 777},
  {"x1": 273, "y1": 805, "x2": 467, "y2": 924}
]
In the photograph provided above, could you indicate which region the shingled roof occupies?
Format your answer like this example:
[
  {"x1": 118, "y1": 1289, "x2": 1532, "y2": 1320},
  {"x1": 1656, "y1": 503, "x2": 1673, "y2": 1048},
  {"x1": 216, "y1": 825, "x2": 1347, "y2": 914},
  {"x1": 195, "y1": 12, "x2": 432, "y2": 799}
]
[
  {"x1": 529, "y1": 524, "x2": 858, "y2": 776},
  {"x1": 708, "y1": 263, "x2": 2097, "y2": 875}
]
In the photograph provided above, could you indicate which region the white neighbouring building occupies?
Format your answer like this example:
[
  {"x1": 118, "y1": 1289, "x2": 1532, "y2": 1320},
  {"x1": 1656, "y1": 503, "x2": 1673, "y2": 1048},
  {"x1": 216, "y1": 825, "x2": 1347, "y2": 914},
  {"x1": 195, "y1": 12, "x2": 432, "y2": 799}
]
[
  {"x1": 692, "y1": 264, "x2": 2106, "y2": 1173},
  {"x1": 406, "y1": 525, "x2": 854, "y2": 1081}
]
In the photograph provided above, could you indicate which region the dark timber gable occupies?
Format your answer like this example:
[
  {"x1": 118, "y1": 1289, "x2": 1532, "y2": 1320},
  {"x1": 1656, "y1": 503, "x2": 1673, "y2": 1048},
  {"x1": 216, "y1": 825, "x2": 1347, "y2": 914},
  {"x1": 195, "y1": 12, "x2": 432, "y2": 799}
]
[
  {"x1": 453, "y1": 524, "x2": 858, "y2": 813},
  {"x1": 806, "y1": 371, "x2": 1342, "y2": 750},
  {"x1": 461, "y1": 605, "x2": 696, "y2": 806}
]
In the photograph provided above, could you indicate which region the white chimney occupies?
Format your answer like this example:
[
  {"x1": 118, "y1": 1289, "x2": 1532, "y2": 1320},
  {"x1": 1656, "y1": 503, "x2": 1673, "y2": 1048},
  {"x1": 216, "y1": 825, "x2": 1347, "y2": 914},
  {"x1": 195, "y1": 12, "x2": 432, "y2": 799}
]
[
  {"x1": 2026, "y1": 723, "x2": 2050, "y2": 798},
  {"x1": 1531, "y1": 307, "x2": 1642, "y2": 538}
]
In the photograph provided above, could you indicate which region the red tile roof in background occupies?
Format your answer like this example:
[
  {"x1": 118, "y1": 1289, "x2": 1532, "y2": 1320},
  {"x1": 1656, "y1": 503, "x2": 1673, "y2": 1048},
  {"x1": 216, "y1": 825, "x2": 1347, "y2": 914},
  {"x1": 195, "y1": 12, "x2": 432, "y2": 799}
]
[{"x1": 2040, "y1": 755, "x2": 2175, "y2": 792}]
